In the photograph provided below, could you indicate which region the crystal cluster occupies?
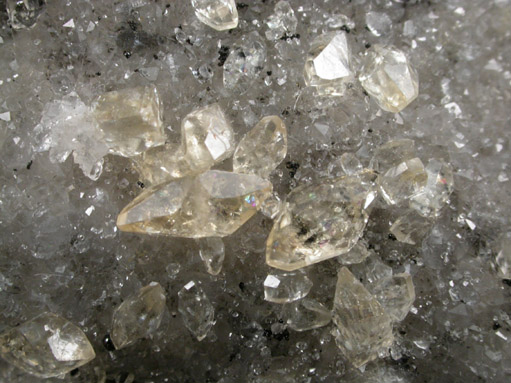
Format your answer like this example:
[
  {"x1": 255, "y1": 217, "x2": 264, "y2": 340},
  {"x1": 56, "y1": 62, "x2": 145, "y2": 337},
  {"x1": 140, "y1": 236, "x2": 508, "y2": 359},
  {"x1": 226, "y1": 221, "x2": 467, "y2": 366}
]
[{"x1": 191, "y1": 0, "x2": 238, "y2": 31}]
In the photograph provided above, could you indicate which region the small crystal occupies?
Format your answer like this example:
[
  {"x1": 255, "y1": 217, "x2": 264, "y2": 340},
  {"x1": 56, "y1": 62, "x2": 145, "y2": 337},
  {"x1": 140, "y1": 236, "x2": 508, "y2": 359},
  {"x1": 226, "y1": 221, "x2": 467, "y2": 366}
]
[
  {"x1": 260, "y1": 192, "x2": 283, "y2": 219},
  {"x1": 197, "y1": 237, "x2": 225, "y2": 275},
  {"x1": 371, "y1": 139, "x2": 416, "y2": 174},
  {"x1": 359, "y1": 45, "x2": 419, "y2": 113},
  {"x1": 339, "y1": 241, "x2": 371, "y2": 265},
  {"x1": 265, "y1": 1, "x2": 298, "y2": 40},
  {"x1": 263, "y1": 270, "x2": 313, "y2": 303},
  {"x1": 111, "y1": 282, "x2": 166, "y2": 350},
  {"x1": 379, "y1": 157, "x2": 428, "y2": 205},
  {"x1": 233, "y1": 116, "x2": 287, "y2": 179},
  {"x1": 191, "y1": 0, "x2": 238, "y2": 31},
  {"x1": 304, "y1": 32, "x2": 353, "y2": 96},
  {"x1": 0, "y1": 312, "x2": 95, "y2": 378},
  {"x1": 178, "y1": 281, "x2": 215, "y2": 341},
  {"x1": 495, "y1": 232, "x2": 511, "y2": 279},
  {"x1": 7, "y1": 0, "x2": 45, "y2": 29},
  {"x1": 332, "y1": 267, "x2": 394, "y2": 368},
  {"x1": 340, "y1": 152, "x2": 363, "y2": 175},
  {"x1": 370, "y1": 273, "x2": 415, "y2": 322},
  {"x1": 365, "y1": 11, "x2": 392, "y2": 37},
  {"x1": 390, "y1": 210, "x2": 432, "y2": 245},
  {"x1": 285, "y1": 299, "x2": 332, "y2": 332},
  {"x1": 351, "y1": 256, "x2": 393, "y2": 286},
  {"x1": 93, "y1": 85, "x2": 165, "y2": 157}
]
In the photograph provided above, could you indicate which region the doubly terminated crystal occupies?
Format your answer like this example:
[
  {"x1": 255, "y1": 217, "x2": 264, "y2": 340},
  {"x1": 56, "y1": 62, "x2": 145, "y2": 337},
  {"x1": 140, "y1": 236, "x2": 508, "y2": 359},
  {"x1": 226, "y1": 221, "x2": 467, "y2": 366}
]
[
  {"x1": 191, "y1": 0, "x2": 238, "y2": 31},
  {"x1": 359, "y1": 45, "x2": 419, "y2": 113},
  {"x1": 370, "y1": 273, "x2": 415, "y2": 322},
  {"x1": 117, "y1": 170, "x2": 272, "y2": 238},
  {"x1": 233, "y1": 116, "x2": 287, "y2": 179},
  {"x1": 178, "y1": 281, "x2": 215, "y2": 341},
  {"x1": 284, "y1": 299, "x2": 332, "y2": 332},
  {"x1": 111, "y1": 282, "x2": 166, "y2": 350},
  {"x1": 93, "y1": 85, "x2": 165, "y2": 157},
  {"x1": 304, "y1": 32, "x2": 353, "y2": 96},
  {"x1": 0, "y1": 312, "x2": 95, "y2": 378},
  {"x1": 266, "y1": 171, "x2": 377, "y2": 271},
  {"x1": 265, "y1": 1, "x2": 298, "y2": 40},
  {"x1": 263, "y1": 270, "x2": 313, "y2": 304},
  {"x1": 197, "y1": 237, "x2": 225, "y2": 275},
  {"x1": 332, "y1": 267, "x2": 394, "y2": 368}
]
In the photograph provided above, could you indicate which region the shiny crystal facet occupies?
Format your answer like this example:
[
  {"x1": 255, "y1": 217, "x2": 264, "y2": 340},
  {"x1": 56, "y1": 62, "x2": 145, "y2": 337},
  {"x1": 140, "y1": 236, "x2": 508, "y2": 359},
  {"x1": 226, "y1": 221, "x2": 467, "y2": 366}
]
[
  {"x1": 265, "y1": 1, "x2": 297, "y2": 40},
  {"x1": 340, "y1": 152, "x2": 363, "y2": 175},
  {"x1": 370, "y1": 273, "x2": 415, "y2": 322},
  {"x1": 351, "y1": 256, "x2": 393, "y2": 286},
  {"x1": 178, "y1": 281, "x2": 215, "y2": 341},
  {"x1": 93, "y1": 85, "x2": 165, "y2": 157},
  {"x1": 233, "y1": 116, "x2": 287, "y2": 178},
  {"x1": 266, "y1": 171, "x2": 377, "y2": 271},
  {"x1": 191, "y1": 0, "x2": 238, "y2": 31},
  {"x1": 495, "y1": 232, "x2": 511, "y2": 279},
  {"x1": 263, "y1": 270, "x2": 313, "y2": 303},
  {"x1": 332, "y1": 267, "x2": 394, "y2": 368},
  {"x1": 371, "y1": 139, "x2": 416, "y2": 173},
  {"x1": 197, "y1": 237, "x2": 225, "y2": 275},
  {"x1": 117, "y1": 170, "x2": 272, "y2": 238},
  {"x1": 7, "y1": 0, "x2": 45, "y2": 29},
  {"x1": 0, "y1": 312, "x2": 95, "y2": 378},
  {"x1": 390, "y1": 210, "x2": 432, "y2": 245},
  {"x1": 379, "y1": 157, "x2": 428, "y2": 205},
  {"x1": 359, "y1": 45, "x2": 419, "y2": 113},
  {"x1": 339, "y1": 241, "x2": 371, "y2": 265},
  {"x1": 111, "y1": 282, "x2": 166, "y2": 350},
  {"x1": 304, "y1": 32, "x2": 353, "y2": 96},
  {"x1": 285, "y1": 299, "x2": 332, "y2": 332}
]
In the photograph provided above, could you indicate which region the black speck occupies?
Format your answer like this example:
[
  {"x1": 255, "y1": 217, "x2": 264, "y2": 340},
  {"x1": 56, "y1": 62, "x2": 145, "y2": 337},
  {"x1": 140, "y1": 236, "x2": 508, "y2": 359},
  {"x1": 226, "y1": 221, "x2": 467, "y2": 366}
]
[
  {"x1": 237, "y1": 2, "x2": 248, "y2": 9},
  {"x1": 127, "y1": 20, "x2": 138, "y2": 31},
  {"x1": 362, "y1": 90, "x2": 369, "y2": 96},
  {"x1": 365, "y1": 43, "x2": 372, "y2": 49},
  {"x1": 368, "y1": 129, "x2": 373, "y2": 133},
  {"x1": 280, "y1": 33, "x2": 300, "y2": 41},
  {"x1": 123, "y1": 50, "x2": 132, "y2": 59},
  {"x1": 70, "y1": 368, "x2": 79, "y2": 376},
  {"x1": 26, "y1": 160, "x2": 33, "y2": 170},
  {"x1": 239, "y1": 282, "x2": 245, "y2": 291},
  {"x1": 102, "y1": 334, "x2": 116, "y2": 351},
  {"x1": 493, "y1": 322, "x2": 501, "y2": 330},
  {"x1": 13, "y1": 168, "x2": 17, "y2": 172},
  {"x1": 340, "y1": 25, "x2": 350, "y2": 33},
  {"x1": 503, "y1": 279, "x2": 511, "y2": 286},
  {"x1": 388, "y1": 233, "x2": 397, "y2": 241},
  {"x1": 305, "y1": 234, "x2": 318, "y2": 244},
  {"x1": 137, "y1": 181, "x2": 145, "y2": 188},
  {"x1": 273, "y1": 329, "x2": 290, "y2": 341},
  {"x1": 153, "y1": 54, "x2": 159, "y2": 60},
  {"x1": 266, "y1": 70, "x2": 272, "y2": 76},
  {"x1": 96, "y1": 72, "x2": 101, "y2": 76},
  {"x1": 218, "y1": 46, "x2": 230, "y2": 67},
  {"x1": 286, "y1": 161, "x2": 300, "y2": 178}
]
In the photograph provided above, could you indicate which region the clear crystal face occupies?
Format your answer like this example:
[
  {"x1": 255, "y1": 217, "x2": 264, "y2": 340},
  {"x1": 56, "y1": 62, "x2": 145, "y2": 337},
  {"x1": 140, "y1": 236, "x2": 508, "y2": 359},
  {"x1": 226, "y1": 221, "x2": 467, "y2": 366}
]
[
  {"x1": 390, "y1": 210, "x2": 433, "y2": 245},
  {"x1": 263, "y1": 270, "x2": 312, "y2": 303},
  {"x1": 7, "y1": 0, "x2": 45, "y2": 29},
  {"x1": 359, "y1": 45, "x2": 419, "y2": 113},
  {"x1": 191, "y1": 0, "x2": 238, "y2": 31},
  {"x1": 0, "y1": 312, "x2": 95, "y2": 378},
  {"x1": 370, "y1": 273, "x2": 415, "y2": 322},
  {"x1": 197, "y1": 237, "x2": 225, "y2": 275},
  {"x1": 233, "y1": 115, "x2": 287, "y2": 179},
  {"x1": 339, "y1": 241, "x2": 371, "y2": 265},
  {"x1": 284, "y1": 299, "x2": 331, "y2": 332},
  {"x1": 265, "y1": 1, "x2": 297, "y2": 40},
  {"x1": 378, "y1": 157, "x2": 428, "y2": 205},
  {"x1": 178, "y1": 281, "x2": 215, "y2": 341},
  {"x1": 370, "y1": 139, "x2": 416, "y2": 173}
]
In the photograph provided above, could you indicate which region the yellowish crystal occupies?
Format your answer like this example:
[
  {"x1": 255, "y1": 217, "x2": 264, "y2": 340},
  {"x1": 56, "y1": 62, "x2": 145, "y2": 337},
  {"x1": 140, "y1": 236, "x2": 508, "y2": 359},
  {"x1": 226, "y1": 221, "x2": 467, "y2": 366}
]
[
  {"x1": 191, "y1": 0, "x2": 239, "y2": 31},
  {"x1": 379, "y1": 157, "x2": 428, "y2": 205},
  {"x1": 390, "y1": 210, "x2": 432, "y2": 245},
  {"x1": 370, "y1": 273, "x2": 415, "y2": 322}
]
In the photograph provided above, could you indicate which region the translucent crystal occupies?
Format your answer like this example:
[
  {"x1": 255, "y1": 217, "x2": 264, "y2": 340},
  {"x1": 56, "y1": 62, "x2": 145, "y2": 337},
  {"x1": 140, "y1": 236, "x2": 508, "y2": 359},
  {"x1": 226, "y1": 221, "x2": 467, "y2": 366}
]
[
  {"x1": 332, "y1": 267, "x2": 394, "y2": 368},
  {"x1": 178, "y1": 281, "x2": 215, "y2": 341},
  {"x1": 0, "y1": 312, "x2": 95, "y2": 378},
  {"x1": 110, "y1": 282, "x2": 166, "y2": 350},
  {"x1": 379, "y1": 157, "x2": 428, "y2": 205},
  {"x1": 224, "y1": 32, "x2": 267, "y2": 92},
  {"x1": 495, "y1": 232, "x2": 511, "y2": 279},
  {"x1": 191, "y1": 0, "x2": 238, "y2": 31},
  {"x1": 351, "y1": 256, "x2": 393, "y2": 286},
  {"x1": 265, "y1": 1, "x2": 297, "y2": 40},
  {"x1": 233, "y1": 116, "x2": 287, "y2": 179},
  {"x1": 390, "y1": 210, "x2": 432, "y2": 245},
  {"x1": 304, "y1": 32, "x2": 353, "y2": 96},
  {"x1": 93, "y1": 85, "x2": 165, "y2": 157},
  {"x1": 370, "y1": 273, "x2": 415, "y2": 322},
  {"x1": 197, "y1": 237, "x2": 225, "y2": 275},
  {"x1": 359, "y1": 45, "x2": 419, "y2": 113},
  {"x1": 371, "y1": 139, "x2": 416, "y2": 174},
  {"x1": 284, "y1": 299, "x2": 331, "y2": 332},
  {"x1": 7, "y1": 0, "x2": 45, "y2": 29},
  {"x1": 339, "y1": 241, "x2": 371, "y2": 265},
  {"x1": 117, "y1": 170, "x2": 272, "y2": 238},
  {"x1": 260, "y1": 192, "x2": 283, "y2": 219},
  {"x1": 340, "y1": 152, "x2": 363, "y2": 175},
  {"x1": 263, "y1": 270, "x2": 312, "y2": 303},
  {"x1": 266, "y1": 171, "x2": 377, "y2": 271},
  {"x1": 365, "y1": 11, "x2": 392, "y2": 37}
]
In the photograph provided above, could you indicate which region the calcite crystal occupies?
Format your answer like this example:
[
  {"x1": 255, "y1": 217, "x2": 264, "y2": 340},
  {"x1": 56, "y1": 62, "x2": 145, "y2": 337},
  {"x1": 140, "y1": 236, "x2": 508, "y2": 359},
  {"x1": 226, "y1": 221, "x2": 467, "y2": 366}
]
[
  {"x1": 263, "y1": 270, "x2": 312, "y2": 303},
  {"x1": 178, "y1": 281, "x2": 215, "y2": 341},
  {"x1": 233, "y1": 116, "x2": 287, "y2": 179},
  {"x1": 93, "y1": 85, "x2": 165, "y2": 157},
  {"x1": 117, "y1": 170, "x2": 272, "y2": 238},
  {"x1": 0, "y1": 313, "x2": 95, "y2": 378},
  {"x1": 370, "y1": 273, "x2": 415, "y2": 322},
  {"x1": 197, "y1": 237, "x2": 225, "y2": 275},
  {"x1": 265, "y1": 1, "x2": 297, "y2": 41},
  {"x1": 284, "y1": 299, "x2": 331, "y2": 332},
  {"x1": 110, "y1": 282, "x2": 166, "y2": 350},
  {"x1": 266, "y1": 171, "x2": 377, "y2": 271},
  {"x1": 191, "y1": 0, "x2": 238, "y2": 31},
  {"x1": 359, "y1": 45, "x2": 419, "y2": 113}
]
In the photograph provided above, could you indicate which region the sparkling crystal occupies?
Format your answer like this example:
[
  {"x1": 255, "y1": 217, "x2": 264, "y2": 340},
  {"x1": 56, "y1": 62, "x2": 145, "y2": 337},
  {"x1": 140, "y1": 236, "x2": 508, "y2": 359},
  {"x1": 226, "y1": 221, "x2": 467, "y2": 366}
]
[
  {"x1": 304, "y1": 32, "x2": 353, "y2": 96},
  {"x1": 0, "y1": 312, "x2": 95, "y2": 378},
  {"x1": 332, "y1": 267, "x2": 394, "y2": 368},
  {"x1": 197, "y1": 237, "x2": 225, "y2": 275},
  {"x1": 260, "y1": 192, "x2": 283, "y2": 219},
  {"x1": 7, "y1": 0, "x2": 45, "y2": 29},
  {"x1": 495, "y1": 232, "x2": 511, "y2": 279},
  {"x1": 265, "y1": 1, "x2": 298, "y2": 40},
  {"x1": 351, "y1": 256, "x2": 393, "y2": 286},
  {"x1": 366, "y1": 11, "x2": 392, "y2": 37},
  {"x1": 111, "y1": 282, "x2": 166, "y2": 350},
  {"x1": 233, "y1": 116, "x2": 287, "y2": 179},
  {"x1": 178, "y1": 281, "x2": 215, "y2": 341},
  {"x1": 93, "y1": 85, "x2": 165, "y2": 157},
  {"x1": 339, "y1": 241, "x2": 371, "y2": 265},
  {"x1": 284, "y1": 299, "x2": 332, "y2": 332},
  {"x1": 117, "y1": 170, "x2": 272, "y2": 238},
  {"x1": 390, "y1": 210, "x2": 432, "y2": 245},
  {"x1": 191, "y1": 0, "x2": 238, "y2": 31},
  {"x1": 340, "y1": 152, "x2": 363, "y2": 175},
  {"x1": 224, "y1": 32, "x2": 267, "y2": 91},
  {"x1": 263, "y1": 270, "x2": 312, "y2": 303},
  {"x1": 266, "y1": 171, "x2": 377, "y2": 271},
  {"x1": 370, "y1": 273, "x2": 415, "y2": 322},
  {"x1": 359, "y1": 45, "x2": 419, "y2": 113},
  {"x1": 379, "y1": 157, "x2": 428, "y2": 205},
  {"x1": 371, "y1": 139, "x2": 416, "y2": 173}
]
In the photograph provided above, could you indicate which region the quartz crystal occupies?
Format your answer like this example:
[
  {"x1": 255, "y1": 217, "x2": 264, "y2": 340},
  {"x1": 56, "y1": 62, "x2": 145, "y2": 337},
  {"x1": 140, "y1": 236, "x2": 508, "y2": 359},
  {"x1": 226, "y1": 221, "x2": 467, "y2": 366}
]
[
  {"x1": 191, "y1": 0, "x2": 238, "y2": 31},
  {"x1": 370, "y1": 139, "x2": 416, "y2": 174},
  {"x1": 340, "y1": 152, "x2": 363, "y2": 175},
  {"x1": 111, "y1": 282, "x2": 166, "y2": 350},
  {"x1": 263, "y1": 270, "x2": 313, "y2": 304},
  {"x1": 7, "y1": 0, "x2": 45, "y2": 29},
  {"x1": 379, "y1": 157, "x2": 428, "y2": 205},
  {"x1": 233, "y1": 116, "x2": 287, "y2": 179},
  {"x1": 93, "y1": 85, "x2": 165, "y2": 157},
  {"x1": 265, "y1": 1, "x2": 297, "y2": 40},
  {"x1": 304, "y1": 32, "x2": 353, "y2": 96},
  {"x1": 0, "y1": 312, "x2": 95, "y2": 378},
  {"x1": 495, "y1": 232, "x2": 511, "y2": 279},
  {"x1": 284, "y1": 299, "x2": 331, "y2": 332},
  {"x1": 351, "y1": 256, "x2": 393, "y2": 286},
  {"x1": 178, "y1": 281, "x2": 215, "y2": 341},
  {"x1": 390, "y1": 210, "x2": 432, "y2": 245},
  {"x1": 370, "y1": 273, "x2": 415, "y2": 322},
  {"x1": 340, "y1": 241, "x2": 371, "y2": 265},
  {"x1": 197, "y1": 237, "x2": 225, "y2": 275},
  {"x1": 117, "y1": 170, "x2": 272, "y2": 238},
  {"x1": 266, "y1": 171, "x2": 377, "y2": 271},
  {"x1": 332, "y1": 267, "x2": 394, "y2": 368},
  {"x1": 359, "y1": 45, "x2": 419, "y2": 113}
]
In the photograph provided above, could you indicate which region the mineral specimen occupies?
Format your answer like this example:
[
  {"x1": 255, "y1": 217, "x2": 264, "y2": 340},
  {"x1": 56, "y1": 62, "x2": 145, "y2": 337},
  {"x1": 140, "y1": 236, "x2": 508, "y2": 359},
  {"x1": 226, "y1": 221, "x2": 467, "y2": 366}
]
[
  {"x1": 284, "y1": 299, "x2": 331, "y2": 332},
  {"x1": 265, "y1": 1, "x2": 297, "y2": 41},
  {"x1": 0, "y1": 312, "x2": 95, "y2": 378},
  {"x1": 178, "y1": 281, "x2": 215, "y2": 341},
  {"x1": 197, "y1": 237, "x2": 225, "y2": 276},
  {"x1": 191, "y1": 0, "x2": 238, "y2": 31},
  {"x1": 263, "y1": 270, "x2": 312, "y2": 303},
  {"x1": 370, "y1": 273, "x2": 415, "y2": 322}
]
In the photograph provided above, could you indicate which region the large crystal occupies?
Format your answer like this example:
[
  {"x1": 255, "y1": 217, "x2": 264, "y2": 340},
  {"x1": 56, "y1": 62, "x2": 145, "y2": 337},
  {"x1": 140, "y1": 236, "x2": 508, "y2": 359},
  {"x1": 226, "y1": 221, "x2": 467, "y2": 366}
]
[
  {"x1": 370, "y1": 273, "x2": 415, "y2": 322},
  {"x1": 233, "y1": 116, "x2": 287, "y2": 179},
  {"x1": 495, "y1": 232, "x2": 511, "y2": 279},
  {"x1": 263, "y1": 270, "x2": 312, "y2": 303},
  {"x1": 111, "y1": 282, "x2": 166, "y2": 350},
  {"x1": 0, "y1": 312, "x2": 95, "y2": 378},
  {"x1": 390, "y1": 210, "x2": 432, "y2": 245},
  {"x1": 178, "y1": 281, "x2": 215, "y2": 341},
  {"x1": 7, "y1": 0, "x2": 45, "y2": 29},
  {"x1": 304, "y1": 32, "x2": 353, "y2": 96},
  {"x1": 191, "y1": 0, "x2": 238, "y2": 31},
  {"x1": 93, "y1": 85, "x2": 165, "y2": 157},
  {"x1": 266, "y1": 171, "x2": 377, "y2": 271},
  {"x1": 332, "y1": 267, "x2": 394, "y2": 368},
  {"x1": 284, "y1": 299, "x2": 331, "y2": 332},
  {"x1": 197, "y1": 237, "x2": 225, "y2": 275},
  {"x1": 265, "y1": 1, "x2": 298, "y2": 40},
  {"x1": 359, "y1": 45, "x2": 419, "y2": 113}
]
